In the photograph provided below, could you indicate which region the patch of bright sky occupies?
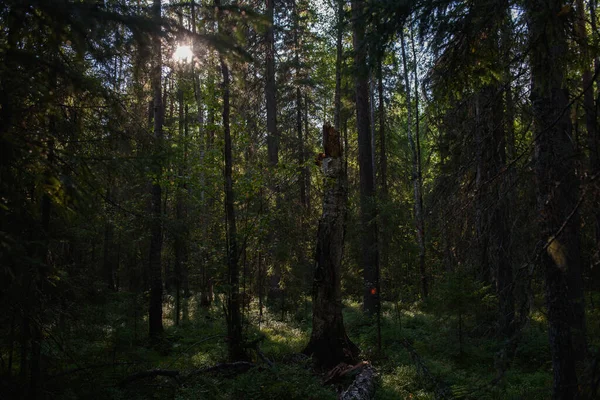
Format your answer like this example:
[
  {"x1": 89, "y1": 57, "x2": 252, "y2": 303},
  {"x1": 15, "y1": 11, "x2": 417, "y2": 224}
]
[{"x1": 173, "y1": 45, "x2": 193, "y2": 63}]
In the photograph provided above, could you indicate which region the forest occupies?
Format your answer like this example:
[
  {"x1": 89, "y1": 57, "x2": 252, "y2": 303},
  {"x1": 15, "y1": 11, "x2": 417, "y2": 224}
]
[{"x1": 1, "y1": 0, "x2": 599, "y2": 399}]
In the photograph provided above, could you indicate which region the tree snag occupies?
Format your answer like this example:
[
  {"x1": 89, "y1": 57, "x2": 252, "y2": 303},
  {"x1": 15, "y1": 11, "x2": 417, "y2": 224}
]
[{"x1": 304, "y1": 124, "x2": 359, "y2": 368}]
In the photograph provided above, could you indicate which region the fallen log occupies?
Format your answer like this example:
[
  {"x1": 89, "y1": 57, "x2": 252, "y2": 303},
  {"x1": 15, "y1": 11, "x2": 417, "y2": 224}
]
[
  {"x1": 256, "y1": 347, "x2": 274, "y2": 367},
  {"x1": 119, "y1": 361, "x2": 255, "y2": 387},
  {"x1": 119, "y1": 369, "x2": 180, "y2": 387},
  {"x1": 184, "y1": 361, "x2": 255, "y2": 380},
  {"x1": 324, "y1": 361, "x2": 370, "y2": 385},
  {"x1": 50, "y1": 362, "x2": 141, "y2": 378},
  {"x1": 400, "y1": 338, "x2": 452, "y2": 400},
  {"x1": 338, "y1": 364, "x2": 376, "y2": 400}
]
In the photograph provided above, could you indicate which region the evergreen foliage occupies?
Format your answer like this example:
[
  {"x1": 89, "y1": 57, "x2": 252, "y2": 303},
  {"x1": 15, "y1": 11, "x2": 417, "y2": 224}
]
[{"x1": 1, "y1": 0, "x2": 599, "y2": 399}]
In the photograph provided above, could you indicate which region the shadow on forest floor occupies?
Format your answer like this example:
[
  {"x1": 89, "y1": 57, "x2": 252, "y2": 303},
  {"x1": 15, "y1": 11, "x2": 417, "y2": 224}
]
[{"x1": 27, "y1": 292, "x2": 564, "y2": 399}]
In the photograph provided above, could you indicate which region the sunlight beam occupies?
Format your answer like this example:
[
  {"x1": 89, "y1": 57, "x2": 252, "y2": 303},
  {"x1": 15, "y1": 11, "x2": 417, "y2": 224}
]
[{"x1": 173, "y1": 45, "x2": 193, "y2": 63}]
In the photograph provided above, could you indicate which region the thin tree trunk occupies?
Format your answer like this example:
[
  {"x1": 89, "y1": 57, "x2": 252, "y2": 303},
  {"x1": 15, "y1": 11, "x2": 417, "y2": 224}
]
[
  {"x1": 266, "y1": 0, "x2": 278, "y2": 166},
  {"x1": 352, "y1": 0, "x2": 380, "y2": 316},
  {"x1": 216, "y1": 0, "x2": 245, "y2": 361},
  {"x1": 182, "y1": 104, "x2": 190, "y2": 297},
  {"x1": 7, "y1": 310, "x2": 15, "y2": 375},
  {"x1": 103, "y1": 187, "x2": 115, "y2": 291},
  {"x1": 265, "y1": 0, "x2": 282, "y2": 303},
  {"x1": 411, "y1": 30, "x2": 428, "y2": 291},
  {"x1": 482, "y1": 82, "x2": 514, "y2": 338},
  {"x1": 29, "y1": 134, "x2": 54, "y2": 400},
  {"x1": 496, "y1": 6, "x2": 516, "y2": 340},
  {"x1": 148, "y1": 0, "x2": 164, "y2": 341},
  {"x1": 221, "y1": 55, "x2": 244, "y2": 361},
  {"x1": 258, "y1": 251, "x2": 264, "y2": 328},
  {"x1": 333, "y1": 0, "x2": 344, "y2": 132},
  {"x1": 174, "y1": 81, "x2": 185, "y2": 326},
  {"x1": 369, "y1": 76, "x2": 377, "y2": 184},
  {"x1": 377, "y1": 57, "x2": 389, "y2": 314},
  {"x1": 401, "y1": 31, "x2": 427, "y2": 298},
  {"x1": 298, "y1": 87, "x2": 307, "y2": 207},
  {"x1": 377, "y1": 60, "x2": 387, "y2": 196},
  {"x1": 304, "y1": 93, "x2": 311, "y2": 210},
  {"x1": 473, "y1": 93, "x2": 490, "y2": 283},
  {"x1": 293, "y1": 0, "x2": 307, "y2": 208}
]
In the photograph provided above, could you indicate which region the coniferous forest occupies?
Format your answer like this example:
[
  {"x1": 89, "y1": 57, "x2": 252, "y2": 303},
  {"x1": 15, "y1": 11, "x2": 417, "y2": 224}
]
[{"x1": 1, "y1": 0, "x2": 600, "y2": 399}]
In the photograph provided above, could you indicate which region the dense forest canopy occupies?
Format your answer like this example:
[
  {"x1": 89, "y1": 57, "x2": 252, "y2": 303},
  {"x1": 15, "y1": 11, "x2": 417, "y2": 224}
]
[{"x1": 1, "y1": 0, "x2": 599, "y2": 399}]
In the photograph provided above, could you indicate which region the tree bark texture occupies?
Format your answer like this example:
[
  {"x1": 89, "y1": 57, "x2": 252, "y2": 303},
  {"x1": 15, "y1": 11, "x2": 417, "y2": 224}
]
[
  {"x1": 527, "y1": 0, "x2": 586, "y2": 397},
  {"x1": 339, "y1": 365, "x2": 376, "y2": 400},
  {"x1": 148, "y1": 0, "x2": 164, "y2": 341},
  {"x1": 352, "y1": 0, "x2": 380, "y2": 316},
  {"x1": 304, "y1": 124, "x2": 358, "y2": 368}
]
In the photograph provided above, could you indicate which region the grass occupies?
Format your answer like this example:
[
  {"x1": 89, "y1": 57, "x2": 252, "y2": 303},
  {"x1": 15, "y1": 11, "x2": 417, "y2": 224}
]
[{"x1": 34, "y1": 291, "x2": 567, "y2": 400}]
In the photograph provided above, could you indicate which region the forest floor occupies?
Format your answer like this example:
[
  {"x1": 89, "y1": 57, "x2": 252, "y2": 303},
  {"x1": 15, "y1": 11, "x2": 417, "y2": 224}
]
[{"x1": 43, "y1": 290, "x2": 600, "y2": 400}]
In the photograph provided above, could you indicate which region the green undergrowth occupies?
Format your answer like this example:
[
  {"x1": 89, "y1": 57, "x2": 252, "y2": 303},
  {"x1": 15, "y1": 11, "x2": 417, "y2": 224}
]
[{"x1": 40, "y1": 290, "x2": 588, "y2": 399}]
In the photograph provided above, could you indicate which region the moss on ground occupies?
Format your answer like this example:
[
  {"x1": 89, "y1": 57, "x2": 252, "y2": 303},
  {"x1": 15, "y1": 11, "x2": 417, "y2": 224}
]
[{"x1": 42, "y1": 292, "x2": 567, "y2": 399}]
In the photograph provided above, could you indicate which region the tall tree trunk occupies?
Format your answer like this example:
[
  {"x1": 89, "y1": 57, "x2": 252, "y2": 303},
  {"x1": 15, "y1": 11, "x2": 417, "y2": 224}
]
[
  {"x1": 496, "y1": 7, "x2": 516, "y2": 340},
  {"x1": 481, "y1": 83, "x2": 514, "y2": 339},
  {"x1": 103, "y1": 187, "x2": 116, "y2": 291},
  {"x1": 174, "y1": 79, "x2": 187, "y2": 326},
  {"x1": 377, "y1": 59, "x2": 387, "y2": 197},
  {"x1": 369, "y1": 76, "x2": 377, "y2": 183},
  {"x1": 293, "y1": 0, "x2": 307, "y2": 208},
  {"x1": 352, "y1": 0, "x2": 380, "y2": 316},
  {"x1": 376, "y1": 56, "x2": 389, "y2": 305},
  {"x1": 216, "y1": 0, "x2": 245, "y2": 361},
  {"x1": 473, "y1": 94, "x2": 490, "y2": 282},
  {"x1": 400, "y1": 31, "x2": 427, "y2": 298},
  {"x1": 28, "y1": 134, "x2": 54, "y2": 400},
  {"x1": 410, "y1": 30, "x2": 427, "y2": 294},
  {"x1": 190, "y1": 2, "x2": 213, "y2": 307},
  {"x1": 148, "y1": 0, "x2": 164, "y2": 341},
  {"x1": 297, "y1": 87, "x2": 307, "y2": 207},
  {"x1": 527, "y1": 0, "x2": 586, "y2": 397},
  {"x1": 304, "y1": 93, "x2": 311, "y2": 210},
  {"x1": 221, "y1": 55, "x2": 245, "y2": 361},
  {"x1": 577, "y1": 0, "x2": 600, "y2": 276},
  {"x1": 303, "y1": 124, "x2": 358, "y2": 368},
  {"x1": 265, "y1": 0, "x2": 282, "y2": 303},
  {"x1": 266, "y1": 0, "x2": 278, "y2": 166},
  {"x1": 333, "y1": 0, "x2": 344, "y2": 132}
]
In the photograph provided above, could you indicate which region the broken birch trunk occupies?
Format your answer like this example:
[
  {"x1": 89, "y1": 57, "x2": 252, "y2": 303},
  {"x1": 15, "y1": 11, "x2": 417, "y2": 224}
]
[
  {"x1": 339, "y1": 364, "x2": 376, "y2": 400},
  {"x1": 304, "y1": 124, "x2": 358, "y2": 368}
]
